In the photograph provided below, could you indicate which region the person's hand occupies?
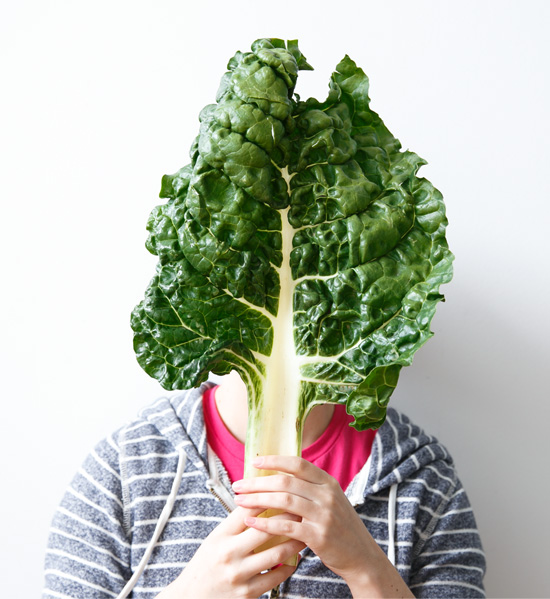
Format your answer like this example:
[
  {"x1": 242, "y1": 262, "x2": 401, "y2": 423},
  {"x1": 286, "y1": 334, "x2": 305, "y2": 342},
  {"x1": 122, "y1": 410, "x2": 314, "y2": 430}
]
[
  {"x1": 232, "y1": 456, "x2": 414, "y2": 599},
  {"x1": 156, "y1": 505, "x2": 305, "y2": 599}
]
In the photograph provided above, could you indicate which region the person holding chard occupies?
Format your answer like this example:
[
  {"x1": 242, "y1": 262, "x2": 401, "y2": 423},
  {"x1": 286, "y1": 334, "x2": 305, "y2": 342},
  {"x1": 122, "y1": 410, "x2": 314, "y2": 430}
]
[{"x1": 43, "y1": 39, "x2": 485, "y2": 598}]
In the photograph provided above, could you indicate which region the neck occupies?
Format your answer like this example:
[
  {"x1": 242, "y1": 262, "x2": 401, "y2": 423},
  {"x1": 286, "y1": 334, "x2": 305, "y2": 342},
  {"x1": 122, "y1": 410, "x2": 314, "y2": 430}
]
[{"x1": 214, "y1": 371, "x2": 334, "y2": 448}]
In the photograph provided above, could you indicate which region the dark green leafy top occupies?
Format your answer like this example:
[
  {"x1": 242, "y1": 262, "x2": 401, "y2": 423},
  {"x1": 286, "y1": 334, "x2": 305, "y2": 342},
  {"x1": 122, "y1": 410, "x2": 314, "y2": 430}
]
[{"x1": 131, "y1": 39, "x2": 453, "y2": 430}]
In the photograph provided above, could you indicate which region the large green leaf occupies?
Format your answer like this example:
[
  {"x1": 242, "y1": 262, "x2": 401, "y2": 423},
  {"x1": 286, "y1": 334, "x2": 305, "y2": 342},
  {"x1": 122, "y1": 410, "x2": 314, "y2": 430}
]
[{"x1": 131, "y1": 39, "x2": 453, "y2": 432}]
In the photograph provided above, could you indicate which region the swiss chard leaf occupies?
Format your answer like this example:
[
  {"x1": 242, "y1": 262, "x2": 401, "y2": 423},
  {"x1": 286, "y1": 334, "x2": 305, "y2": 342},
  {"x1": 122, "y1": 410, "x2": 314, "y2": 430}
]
[{"x1": 131, "y1": 39, "x2": 453, "y2": 431}]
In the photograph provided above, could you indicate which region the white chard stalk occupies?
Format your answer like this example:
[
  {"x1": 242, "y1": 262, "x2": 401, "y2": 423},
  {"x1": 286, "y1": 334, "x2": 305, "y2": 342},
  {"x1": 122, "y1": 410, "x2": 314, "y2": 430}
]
[
  {"x1": 244, "y1": 169, "x2": 301, "y2": 565},
  {"x1": 244, "y1": 168, "x2": 302, "y2": 479}
]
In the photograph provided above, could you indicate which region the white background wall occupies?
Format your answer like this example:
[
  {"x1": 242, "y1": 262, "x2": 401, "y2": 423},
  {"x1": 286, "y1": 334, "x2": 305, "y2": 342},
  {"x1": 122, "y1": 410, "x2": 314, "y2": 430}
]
[{"x1": 1, "y1": 1, "x2": 549, "y2": 597}]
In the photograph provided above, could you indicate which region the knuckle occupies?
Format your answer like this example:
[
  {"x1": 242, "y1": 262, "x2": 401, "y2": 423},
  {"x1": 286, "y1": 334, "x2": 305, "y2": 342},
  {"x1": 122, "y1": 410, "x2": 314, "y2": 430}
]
[
  {"x1": 218, "y1": 548, "x2": 232, "y2": 567},
  {"x1": 281, "y1": 493, "x2": 294, "y2": 509},
  {"x1": 225, "y1": 568, "x2": 240, "y2": 586},
  {"x1": 319, "y1": 505, "x2": 335, "y2": 526},
  {"x1": 271, "y1": 547, "x2": 287, "y2": 565},
  {"x1": 286, "y1": 455, "x2": 302, "y2": 472},
  {"x1": 320, "y1": 522, "x2": 333, "y2": 542},
  {"x1": 324, "y1": 491, "x2": 338, "y2": 510},
  {"x1": 317, "y1": 526, "x2": 331, "y2": 547},
  {"x1": 281, "y1": 519, "x2": 296, "y2": 535},
  {"x1": 278, "y1": 474, "x2": 292, "y2": 490},
  {"x1": 295, "y1": 456, "x2": 307, "y2": 473},
  {"x1": 326, "y1": 474, "x2": 339, "y2": 490}
]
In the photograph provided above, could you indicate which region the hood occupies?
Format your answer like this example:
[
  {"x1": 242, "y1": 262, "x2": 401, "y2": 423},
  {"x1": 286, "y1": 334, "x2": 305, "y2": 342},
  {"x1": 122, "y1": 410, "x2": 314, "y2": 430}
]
[
  {"x1": 346, "y1": 406, "x2": 453, "y2": 503},
  {"x1": 136, "y1": 383, "x2": 215, "y2": 475}
]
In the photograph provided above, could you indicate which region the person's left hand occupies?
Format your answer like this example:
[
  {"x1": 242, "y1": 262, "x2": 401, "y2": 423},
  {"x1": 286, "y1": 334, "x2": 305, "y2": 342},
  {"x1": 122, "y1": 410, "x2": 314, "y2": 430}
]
[{"x1": 231, "y1": 455, "x2": 414, "y2": 598}]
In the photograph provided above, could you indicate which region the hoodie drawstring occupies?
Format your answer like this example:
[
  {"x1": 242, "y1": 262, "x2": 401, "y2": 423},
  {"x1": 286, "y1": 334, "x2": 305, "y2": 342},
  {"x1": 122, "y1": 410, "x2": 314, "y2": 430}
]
[
  {"x1": 387, "y1": 482, "x2": 398, "y2": 566},
  {"x1": 116, "y1": 447, "x2": 188, "y2": 599}
]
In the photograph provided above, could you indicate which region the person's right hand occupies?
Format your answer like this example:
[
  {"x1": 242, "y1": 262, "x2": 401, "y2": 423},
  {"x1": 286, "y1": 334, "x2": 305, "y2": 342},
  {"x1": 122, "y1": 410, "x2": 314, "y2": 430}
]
[{"x1": 155, "y1": 506, "x2": 305, "y2": 599}]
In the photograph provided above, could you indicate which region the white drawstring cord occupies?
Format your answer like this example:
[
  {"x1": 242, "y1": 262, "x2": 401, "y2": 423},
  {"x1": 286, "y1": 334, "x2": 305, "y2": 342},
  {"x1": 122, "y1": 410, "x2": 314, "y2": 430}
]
[
  {"x1": 387, "y1": 483, "x2": 398, "y2": 566},
  {"x1": 116, "y1": 447, "x2": 188, "y2": 599}
]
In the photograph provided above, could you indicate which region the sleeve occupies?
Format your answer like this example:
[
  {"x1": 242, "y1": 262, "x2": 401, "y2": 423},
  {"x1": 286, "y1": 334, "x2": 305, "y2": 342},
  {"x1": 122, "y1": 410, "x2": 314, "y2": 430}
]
[
  {"x1": 408, "y1": 469, "x2": 486, "y2": 598},
  {"x1": 42, "y1": 431, "x2": 132, "y2": 598}
]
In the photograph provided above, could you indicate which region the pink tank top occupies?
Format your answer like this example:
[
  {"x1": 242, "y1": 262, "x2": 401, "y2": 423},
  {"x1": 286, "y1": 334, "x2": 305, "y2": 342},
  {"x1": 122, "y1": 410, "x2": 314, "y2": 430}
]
[{"x1": 203, "y1": 385, "x2": 376, "y2": 491}]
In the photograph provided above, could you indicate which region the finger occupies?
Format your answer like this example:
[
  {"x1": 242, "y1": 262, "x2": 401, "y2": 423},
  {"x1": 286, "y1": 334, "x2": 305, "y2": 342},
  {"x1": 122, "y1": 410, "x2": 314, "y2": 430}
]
[
  {"x1": 233, "y1": 473, "x2": 315, "y2": 500},
  {"x1": 248, "y1": 564, "x2": 299, "y2": 598},
  {"x1": 222, "y1": 506, "x2": 266, "y2": 534},
  {"x1": 237, "y1": 523, "x2": 284, "y2": 554},
  {"x1": 244, "y1": 513, "x2": 313, "y2": 545},
  {"x1": 236, "y1": 512, "x2": 301, "y2": 555},
  {"x1": 244, "y1": 538, "x2": 306, "y2": 579},
  {"x1": 235, "y1": 491, "x2": 313, "y2": 518},
  {"x1": 252, "y1": 455, "x2": 328, "y2": 483}
]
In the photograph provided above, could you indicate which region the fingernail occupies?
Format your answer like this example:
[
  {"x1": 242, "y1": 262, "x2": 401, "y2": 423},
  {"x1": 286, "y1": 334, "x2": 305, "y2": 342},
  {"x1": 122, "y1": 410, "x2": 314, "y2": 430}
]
[
  {"x1": 232, "y1": 480, "x2": 243, "y2": 491},
  {"x1": 244, "y1": 516, "x2": 256, "y2": 526},
  {"x1": 252, "y1": 457, "x2": 263, "y2": 467}
]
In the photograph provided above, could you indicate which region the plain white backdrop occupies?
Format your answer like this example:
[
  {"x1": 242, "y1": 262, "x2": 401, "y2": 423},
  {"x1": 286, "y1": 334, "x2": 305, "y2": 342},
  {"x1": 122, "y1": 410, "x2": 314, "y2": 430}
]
[{"x1": 1, "y1": 1, "x2": 549, "y2": 597}]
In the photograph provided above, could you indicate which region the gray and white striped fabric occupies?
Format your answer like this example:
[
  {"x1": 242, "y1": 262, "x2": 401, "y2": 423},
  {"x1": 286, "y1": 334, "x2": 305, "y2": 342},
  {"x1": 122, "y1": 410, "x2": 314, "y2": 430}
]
[{"x1": 43, "y1": 384, "x2": 486, "y2": 598}]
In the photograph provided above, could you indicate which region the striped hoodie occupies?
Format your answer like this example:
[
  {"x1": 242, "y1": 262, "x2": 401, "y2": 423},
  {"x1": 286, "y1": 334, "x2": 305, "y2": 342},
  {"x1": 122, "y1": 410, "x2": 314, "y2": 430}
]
[{"x1": 43, "y1": 384, "x2": 486, "y2": 598}]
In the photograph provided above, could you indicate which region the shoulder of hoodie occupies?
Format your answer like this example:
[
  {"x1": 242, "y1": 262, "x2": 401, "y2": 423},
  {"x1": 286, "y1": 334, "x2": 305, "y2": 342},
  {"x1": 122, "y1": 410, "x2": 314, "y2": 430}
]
[
  {"x1": 369, "y1": 407, "x2": 459, "y2": 500},
  {"x1": 87, "y1": 385, "x2": 210, "y2": 477}
]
